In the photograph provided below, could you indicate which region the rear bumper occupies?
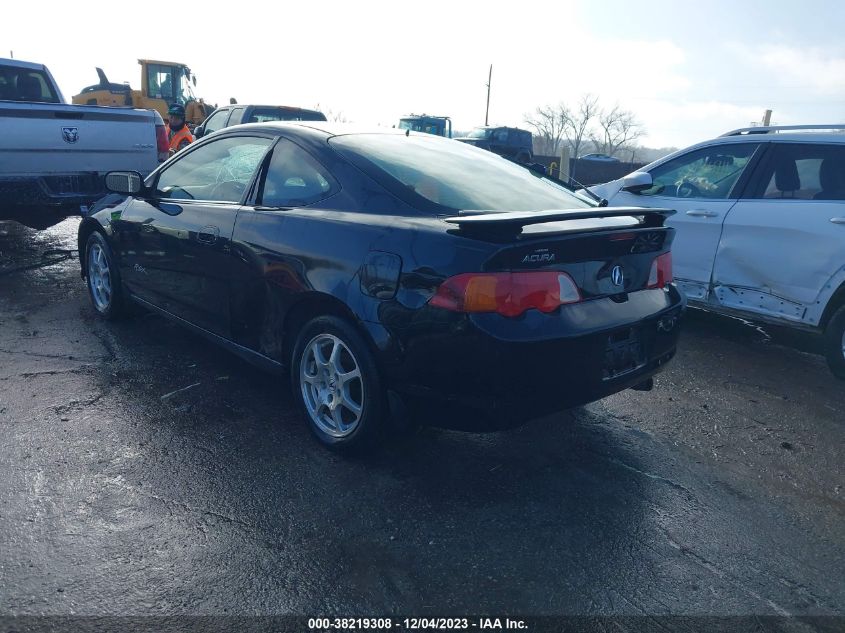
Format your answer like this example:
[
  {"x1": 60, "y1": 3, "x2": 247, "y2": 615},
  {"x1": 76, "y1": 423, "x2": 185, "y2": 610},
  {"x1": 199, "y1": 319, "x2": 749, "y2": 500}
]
[
  {"x1": 0, "y1": 174, "x2": 107, "y2": 214},
  {"x1": 381, "y1": 288, "x2": 684, "y2": 431}
]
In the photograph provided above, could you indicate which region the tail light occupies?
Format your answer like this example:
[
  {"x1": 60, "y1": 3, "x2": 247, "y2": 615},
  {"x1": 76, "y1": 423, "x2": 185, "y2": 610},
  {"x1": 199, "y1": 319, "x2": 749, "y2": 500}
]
[
  {"x1": 648, "y1": 252, "x2": 673, "y2": 289},
  {"x1": 155, "y1": 123, "x2": 169, "y2": 162},
  {"x1": 430, "y1": 271, "x2": 581, "y2": 317}
]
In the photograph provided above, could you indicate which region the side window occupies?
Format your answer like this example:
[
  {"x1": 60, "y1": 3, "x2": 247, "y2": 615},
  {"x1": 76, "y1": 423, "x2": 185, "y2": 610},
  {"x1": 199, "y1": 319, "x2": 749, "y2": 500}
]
[
  {"x1": 494, "y1": 129, "x2": 508, "y2": 143},
  {"x1": 258, "y1": 139, "x2": 336, "y2": 208},
  {"x1": 155, "y1": 136, "x2": 272, "y2": 202},
  {"x1": 203, "y1": 109, "x2": 230, "y2": 135},
  {"x1": 753, "y1": 143, "x2": 845, "y2": 201},
  {"x1": 640, "y1": 143, "x2": 757, "y2": 199},
  {"x1": 228, "y1": 108, "x2": 245, "y2": 126}
]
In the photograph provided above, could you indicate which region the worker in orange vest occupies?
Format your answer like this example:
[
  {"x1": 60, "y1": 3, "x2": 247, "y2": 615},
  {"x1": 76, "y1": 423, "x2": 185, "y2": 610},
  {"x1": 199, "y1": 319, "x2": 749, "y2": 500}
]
[{"x1": 166, "y1": 103, "x2": 193, "y2": 155}]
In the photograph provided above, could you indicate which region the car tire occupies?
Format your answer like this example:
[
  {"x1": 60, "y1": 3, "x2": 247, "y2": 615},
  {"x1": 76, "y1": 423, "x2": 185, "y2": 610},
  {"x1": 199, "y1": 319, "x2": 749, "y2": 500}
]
[
  {"x1": 84, "y1": 231, "x2": 127, "y2": 320},
  {"x1": 824, "y1": 304, "x2": 845, "y2": 380},
  {"x1": 291, "y1": 315, "x2": 386, "y2": 452}
]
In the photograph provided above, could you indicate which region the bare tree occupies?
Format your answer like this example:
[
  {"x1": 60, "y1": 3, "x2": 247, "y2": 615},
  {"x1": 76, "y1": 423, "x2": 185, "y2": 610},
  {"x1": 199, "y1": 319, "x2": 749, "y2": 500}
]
[
  {"x1": 564, "y1": 94, "x2": 600, "y2": 160},
  {"x1": 313, "y1": 103, "x2": 349, "y2": 123},
  {"x1": 591, "y1": 105, "x2": 644, "y2": 158},
  {"x1": 525, "y1": 95, "x2": 645, "y2": 177},
  {"x1": 524, "y1": 103, "x2": 569, "y2": 156}
]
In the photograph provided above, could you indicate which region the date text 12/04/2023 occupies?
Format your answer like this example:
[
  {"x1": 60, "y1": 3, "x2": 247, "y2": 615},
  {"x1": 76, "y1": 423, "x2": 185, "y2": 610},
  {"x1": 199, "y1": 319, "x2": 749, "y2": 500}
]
[{"x1": 307, "y1": 618, "x2": 528, "y2": 630}]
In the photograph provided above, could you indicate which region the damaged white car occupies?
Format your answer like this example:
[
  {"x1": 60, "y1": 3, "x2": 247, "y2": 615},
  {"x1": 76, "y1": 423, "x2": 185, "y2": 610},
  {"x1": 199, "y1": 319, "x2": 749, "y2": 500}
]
[{"x1": 588, "y1": 125, "x2": 845, "y2": 379}]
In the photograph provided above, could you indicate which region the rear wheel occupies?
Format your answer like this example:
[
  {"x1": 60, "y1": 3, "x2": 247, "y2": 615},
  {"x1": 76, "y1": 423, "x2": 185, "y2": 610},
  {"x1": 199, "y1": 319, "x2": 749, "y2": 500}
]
[
  {"x1": 291, "y1": 316, "x2": 386, "y2": 452},
  {"x1": 824, "y1": 305, "x2": 845, "y2": 380},
  {"x1": 85, "y1": 232, "x2": 127, "y2": 320}
]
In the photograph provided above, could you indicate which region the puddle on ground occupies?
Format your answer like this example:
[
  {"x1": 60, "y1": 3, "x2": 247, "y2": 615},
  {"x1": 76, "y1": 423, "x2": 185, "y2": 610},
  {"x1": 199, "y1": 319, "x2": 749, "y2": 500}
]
[{"x1": 0, "y1": 217, "x2": 81, "y2": 276}]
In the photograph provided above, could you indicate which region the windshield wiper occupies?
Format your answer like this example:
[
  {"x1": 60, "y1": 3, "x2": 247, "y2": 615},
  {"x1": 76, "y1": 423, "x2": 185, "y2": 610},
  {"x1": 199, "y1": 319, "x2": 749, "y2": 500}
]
[
  {"x1": 497, "y1": 155, "x2": 610, "y2": 207},
  {"x1": 523, "y1": 163, "x2": 609, "y2": 207},
  {"x1": 567, "y1": 176, "x2": 608, "y2": 207}
]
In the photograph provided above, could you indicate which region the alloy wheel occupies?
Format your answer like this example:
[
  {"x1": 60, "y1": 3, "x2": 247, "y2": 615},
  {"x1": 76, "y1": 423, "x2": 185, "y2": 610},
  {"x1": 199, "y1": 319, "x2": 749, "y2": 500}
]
[
  {"x1": 299, "y1": 333, "x2": 364, "y2": 438},
  {"x1": 88, "y1": 243, "x2": 112, "y2": 312}
]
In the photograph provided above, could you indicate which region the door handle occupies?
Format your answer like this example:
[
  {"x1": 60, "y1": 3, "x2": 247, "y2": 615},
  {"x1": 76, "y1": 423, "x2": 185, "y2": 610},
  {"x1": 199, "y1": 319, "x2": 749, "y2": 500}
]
[
  {"x1": 197, "y1": 225, "x2": 220, "y2": 244},
  {"x1": 830, "y1": 217, "x2": 845, "y2": 225},
  {"x1": 685, "y1": 209, "x2": 719, "y2": 218}
]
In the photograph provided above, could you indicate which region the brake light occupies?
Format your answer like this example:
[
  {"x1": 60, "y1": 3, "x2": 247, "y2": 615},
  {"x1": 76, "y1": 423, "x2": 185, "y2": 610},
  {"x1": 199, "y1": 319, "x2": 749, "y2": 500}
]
[
  {"x1": 155, "y1": 124, "x2": 169, "y2": 162},
  {"x1": 430, "y1": 271, "x2": 581, "y2": 317},
  {"x1": 648, "y1": 252, "x2": 673, "y2": 289}
]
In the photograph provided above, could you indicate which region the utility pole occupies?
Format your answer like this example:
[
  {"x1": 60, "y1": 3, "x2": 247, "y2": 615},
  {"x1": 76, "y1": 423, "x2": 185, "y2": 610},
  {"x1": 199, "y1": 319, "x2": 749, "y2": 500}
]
[
  {"x1": 762, "y1": 109, "x2": 772, "y2": 126},
  {"x1": 484, "y1": 64, "x2": 492, "y2": 126},
  {"x1": 9, "y1": 51, "x2": 13, "y2": 59}
]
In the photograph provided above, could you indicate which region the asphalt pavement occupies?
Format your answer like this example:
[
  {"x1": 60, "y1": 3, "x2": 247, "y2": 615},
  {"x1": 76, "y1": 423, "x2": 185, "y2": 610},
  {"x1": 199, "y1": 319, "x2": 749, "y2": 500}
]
[{"x1": 0, "y1": 218, "x2": 842, "y2": 627}]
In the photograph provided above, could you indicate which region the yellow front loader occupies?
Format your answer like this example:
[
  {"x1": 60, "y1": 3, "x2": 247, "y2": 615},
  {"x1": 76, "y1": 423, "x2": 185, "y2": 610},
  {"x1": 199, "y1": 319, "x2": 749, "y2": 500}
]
[{"x1": 72, "y1": 59, "x2": 210, "y2": 128}]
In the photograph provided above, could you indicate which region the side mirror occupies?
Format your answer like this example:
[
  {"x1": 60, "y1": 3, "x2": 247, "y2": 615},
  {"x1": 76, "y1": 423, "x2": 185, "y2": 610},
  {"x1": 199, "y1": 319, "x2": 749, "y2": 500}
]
[
  {"x1": 193, "y1": 125, "x2": 204, "y2": 139},
  {"x1": 105, "y1": 171, "x2": 144, "y2": 195},
  {"x1": 621, "y1": 171, "x2": 653, "y2": 193}
]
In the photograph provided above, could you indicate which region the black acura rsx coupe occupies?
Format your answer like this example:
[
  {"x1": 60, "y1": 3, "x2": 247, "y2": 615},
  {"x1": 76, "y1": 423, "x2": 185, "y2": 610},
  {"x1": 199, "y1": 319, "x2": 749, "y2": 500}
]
[{"x1": 79, "y1": 122, "x2": 683, "y2": 451}]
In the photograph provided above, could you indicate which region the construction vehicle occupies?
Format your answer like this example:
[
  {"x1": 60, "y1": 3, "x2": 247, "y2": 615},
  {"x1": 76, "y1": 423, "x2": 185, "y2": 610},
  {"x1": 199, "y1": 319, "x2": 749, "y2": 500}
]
[
  {"x1": 72, "y1": 59, "x2": 210, "y2": 128},
  {"x1": 398, "y1": 114, "x2": 452, "y2": 138}
]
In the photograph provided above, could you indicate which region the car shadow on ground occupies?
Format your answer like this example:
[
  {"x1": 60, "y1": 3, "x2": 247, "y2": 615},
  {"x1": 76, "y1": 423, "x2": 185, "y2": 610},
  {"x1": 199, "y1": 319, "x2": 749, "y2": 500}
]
[{"x1": 69, "y1": 306, "x2": 711, "y2": 612}]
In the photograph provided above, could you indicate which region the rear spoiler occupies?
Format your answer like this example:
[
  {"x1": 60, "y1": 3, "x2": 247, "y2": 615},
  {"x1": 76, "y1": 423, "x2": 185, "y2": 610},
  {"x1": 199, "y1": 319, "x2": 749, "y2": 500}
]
[{"x1": 444, "y1": 207, "x2": 675, "y2": 234}]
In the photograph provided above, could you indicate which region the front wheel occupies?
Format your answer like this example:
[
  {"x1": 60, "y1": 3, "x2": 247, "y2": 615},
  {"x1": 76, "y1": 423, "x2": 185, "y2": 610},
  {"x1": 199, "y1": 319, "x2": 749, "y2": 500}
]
[
  {"x1": 291, "y1": 316, "x2": 386, "y2": 452},
  {"x1": 85, "y1": 232, "x2": 127, "y2": 320},
  {"x1": 824, "y1": 305, "x2": 845, "y2": 380}
]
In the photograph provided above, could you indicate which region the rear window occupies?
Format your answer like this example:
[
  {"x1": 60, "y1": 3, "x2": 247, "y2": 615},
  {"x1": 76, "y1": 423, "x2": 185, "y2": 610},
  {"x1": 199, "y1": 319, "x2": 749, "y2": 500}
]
[
  {"x1": 246, "y1": 107, "x2": 327, "y2": 123},
  {"x1": 754, "y1": 143, "x2": 845, "y2": 200},
  {"x1": 330, "y1": 133, "x2": 592, "y2": 212},
  {"x1": 0, "y1": 66, "x2": 60, "y2": 103},
  {"x1": 467, "y1": 127, "x2": 493, "y2": 139}
]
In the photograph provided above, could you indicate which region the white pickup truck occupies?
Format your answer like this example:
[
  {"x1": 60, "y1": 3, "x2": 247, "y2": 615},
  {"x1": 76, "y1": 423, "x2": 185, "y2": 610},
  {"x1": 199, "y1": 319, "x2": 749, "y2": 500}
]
[{"x1": 0, "y1": 58, "x2": 167, "y2": 229}]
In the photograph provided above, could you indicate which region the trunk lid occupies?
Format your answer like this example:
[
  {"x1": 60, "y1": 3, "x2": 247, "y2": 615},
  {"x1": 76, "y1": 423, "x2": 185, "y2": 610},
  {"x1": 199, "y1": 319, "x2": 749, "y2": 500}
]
[
  {"x1": 446, "y1": 207, "x2": 675, "y2": 299},
  {"x1": 0, "y1": 102, "x2": 159, "y2": 175}
]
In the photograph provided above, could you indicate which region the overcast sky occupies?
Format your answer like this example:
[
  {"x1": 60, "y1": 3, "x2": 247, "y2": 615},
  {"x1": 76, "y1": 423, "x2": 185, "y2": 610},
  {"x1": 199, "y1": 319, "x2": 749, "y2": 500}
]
[{"x1": 6, "y1": 0, "x2": 845, "y2": 149}]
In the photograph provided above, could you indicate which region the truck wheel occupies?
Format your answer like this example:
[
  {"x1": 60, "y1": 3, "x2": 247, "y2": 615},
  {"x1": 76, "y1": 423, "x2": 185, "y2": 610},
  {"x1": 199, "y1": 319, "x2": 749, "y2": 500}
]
[
  {"x1": 291, "y1": 316, "x2": 386, "y2": 453},
  {"x1": 824, "y1": 305, "x2": 845, "y2": 380},
  {"x1": 85, "y1": 232, "x2": 127, "y2": 320}
]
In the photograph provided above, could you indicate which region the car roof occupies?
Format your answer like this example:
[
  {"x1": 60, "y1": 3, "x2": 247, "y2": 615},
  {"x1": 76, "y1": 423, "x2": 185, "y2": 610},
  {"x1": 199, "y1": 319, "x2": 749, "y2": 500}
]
[
  {"x1": 216, "y1": 121, "x2": 412, "y2": 138},
  {"x1": 0, "y1": 58, "x2": 47, "y2": 71},
  {"x1": 735, "y1": 132, "x2": 845, "y2": 143},
  {"x1": 213, "y1": 104, "x2": 323, "y2": 114},
  {"x1": 470, "y1": 125, "x2": 528, "y2": 131},
  {"x1": 224, "y1": 104, "x2": 323, "y2": 113}
]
